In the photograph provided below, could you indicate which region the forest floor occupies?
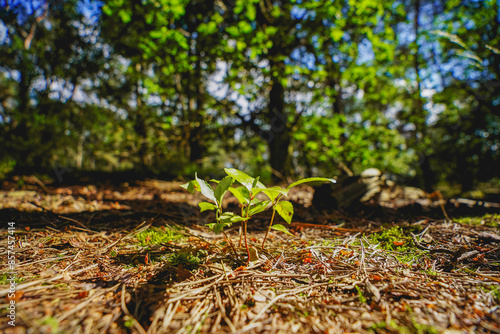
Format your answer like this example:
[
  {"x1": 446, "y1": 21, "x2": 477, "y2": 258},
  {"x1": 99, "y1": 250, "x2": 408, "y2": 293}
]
[{"x1": 0, "y1": 177, "x2": 499, "y2": 334}]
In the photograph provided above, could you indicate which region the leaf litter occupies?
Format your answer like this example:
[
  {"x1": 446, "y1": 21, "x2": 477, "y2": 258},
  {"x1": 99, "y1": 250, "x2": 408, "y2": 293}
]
[{"x1": 0, "y1": 179, "x2": 499, "y2": 333}]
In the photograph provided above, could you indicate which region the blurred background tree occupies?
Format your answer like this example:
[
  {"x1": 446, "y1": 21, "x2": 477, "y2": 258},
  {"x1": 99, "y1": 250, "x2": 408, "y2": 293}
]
[{"x1": 0, "y1": 0, "x2": 498, "y2": 196}]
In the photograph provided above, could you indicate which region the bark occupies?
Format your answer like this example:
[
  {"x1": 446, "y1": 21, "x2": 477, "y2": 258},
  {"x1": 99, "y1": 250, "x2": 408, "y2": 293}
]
[
  {"x1": 134, "y1": 63, "x2": 149, "y2": 170},
  {"x1": 188, "y1": 58, "x2": 205, "y2": 162},
  {"x1": 413, "y1": 0, "x2": 435, "y2": 190},
  {"x1": 267, "y1": 78, "x2": 290, "y2": 179}
]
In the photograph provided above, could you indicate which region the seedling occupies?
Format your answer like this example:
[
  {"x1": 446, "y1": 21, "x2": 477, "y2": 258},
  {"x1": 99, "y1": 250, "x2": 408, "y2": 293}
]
[{"x1": 181, "y1": 168, "x2": 335, "y2": 263}]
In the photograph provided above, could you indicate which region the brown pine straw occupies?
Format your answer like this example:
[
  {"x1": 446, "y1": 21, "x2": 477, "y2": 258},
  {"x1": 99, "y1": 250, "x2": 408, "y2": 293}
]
[{"x1": 1, "y1": 215, "x2": 499, "y2": 333}]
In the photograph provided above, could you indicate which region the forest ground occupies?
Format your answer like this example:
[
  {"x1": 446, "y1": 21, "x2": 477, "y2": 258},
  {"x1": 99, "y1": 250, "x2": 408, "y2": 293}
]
[{"x1": 0, "y1": 177, "x2": 499, "y2": 334}]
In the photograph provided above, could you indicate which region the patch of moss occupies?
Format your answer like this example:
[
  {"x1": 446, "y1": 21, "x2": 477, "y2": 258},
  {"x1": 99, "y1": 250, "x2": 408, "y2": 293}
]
[
  {"x1": 136, "y1": 226, "x2": 184, "y2": 246},
  {"x1": 0, "y1": 273, "x2": 24, "y2": 285},
  {"x1": 169, "y1": 252, "x2": 200, "y2": 270},
  {"x1": 369, "y1": 226, "x2": 418, "y2": 252},
  {"x1": 368, "y1": 226, "x2": 425, "y2": 264},
  {"x1": 454, "y1": 213, "x2": 500, "y2": 228},
  {"x1": 369, "y1": 320, "x2": 439, "y2": 334},
  {"x1": 37, "y1": 316, "x2": 61, "y2": 334},
  {"x1": 482, "y1": 284, "x2": 500, "y2": 302}
]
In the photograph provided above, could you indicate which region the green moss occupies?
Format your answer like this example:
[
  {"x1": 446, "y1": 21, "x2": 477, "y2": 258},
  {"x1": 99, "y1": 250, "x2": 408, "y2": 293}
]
[
  {"x1": 368, "y1": 226, "x2": 425, "y2": 265},
  {"x1": 369, "y1": 226, "x2": 418, "y2": 251},
  {"x1": 37, "y1": 316, "x2": 62, "y2": 334},
  {"x1": 454, "y1": 213, "x2": 500, "y2": 227},
  {"x1": 0, "y1": 273, "x2": 24, "y2": 285},
  {"x1": 169, "y1": 252, "x2": 201, "y2": 270},
  {"x1": 136, "y1": 226, "x2": 184, "y2": 246},
  {"x1": 482, "y1": 284, "x2": 500, "y2": 302},
  {"x1": 369, "y1": 320, "x2": 439, "y2": 334}
]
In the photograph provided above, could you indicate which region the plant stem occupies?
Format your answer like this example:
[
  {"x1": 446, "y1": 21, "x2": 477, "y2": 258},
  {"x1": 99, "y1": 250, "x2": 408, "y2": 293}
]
[
  {"x1": 238, "y1": 205, "x2": 244, "y2": 247},
  {"x1": 262, "y1": 208, "x2": 276, "y2": 248},
  {"x1": 244, "y1": 220, "x2": 250, "y2": 264}
]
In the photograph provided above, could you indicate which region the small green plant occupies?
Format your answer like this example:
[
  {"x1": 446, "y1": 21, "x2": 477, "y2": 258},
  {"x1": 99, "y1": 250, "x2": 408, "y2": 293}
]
[
  {"x1": 181, "y1": 168, "x2": 335, "y2": 262},
  {"x1": 355, "y1": 285, "x2": 367, "y2": 304},
  {"x1": 123, "y1": 316, "x2": 135, "y2": 328}
]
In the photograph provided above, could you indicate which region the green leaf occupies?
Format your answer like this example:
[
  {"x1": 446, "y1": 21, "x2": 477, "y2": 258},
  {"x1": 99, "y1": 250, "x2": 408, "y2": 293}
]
[
  {"x1": 195, "y1": 173, "x2": 217, "y2": 204},
  {"x1": 286, "y1": 177, "x2": 336, "y2": 190},
  {"x1": 118, "y1": 9, "x2": 132, "y2": 23},
  {"x1": 226, "y1": 26, "x2": 239, "y2": 36},
  {"x1": 238, "y1": 21, "x2": 253, "y2": 34},
  {"x1": 246, "y1": 4, "x2": 256, "y2": 21},
  {"x1": 228, "y1": 186, "x2": 250, "y2": 205},
  {"x1": 275, "y1": 201, "x2": 294, "y2": 224},
  {"x1": 248, "y1": 201, "x2": 271, "y2": 216},
  {"x1": 207, "y1": 222, "x2": 231, "y2": 234},
  {"x1": 224, "y1": 168, "x2": 265, "y2": 191},
  {"x1": 252, "y1": 176, "x2": 260, "y2": 188},
  {"x1": 199, "y1": 202, "x2": 217, "y2": 212},
  {"x1": 215, "y1": 176, "x2": 233, "y2": 204},
  {"x1": 218, "y1": 212, "x2": 247, "y2": 223},
  {"x1": 180, "y1": 180, "x2": 199, "y2": 193},
  {"x1": 252, "y1": 186, "x2": 288, "y2": 201},
  {"x1": 271, "y1": 224, "x2": 294, "y2": 236},
  {"x1": 150, "y1": 30, "x2": 163, "y2": 39},
  {"x1": 102, "y1": 5, "x2": 113, "y2": 16},
  {"x1": 330, "y1": 28, "x2": 343, "y2": 42}
]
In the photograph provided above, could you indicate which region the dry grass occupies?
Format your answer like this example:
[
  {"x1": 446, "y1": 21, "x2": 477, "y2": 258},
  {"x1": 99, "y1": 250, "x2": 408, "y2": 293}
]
[{"x1": 0, "y1": 181, "x2": 499, "y2": 333}]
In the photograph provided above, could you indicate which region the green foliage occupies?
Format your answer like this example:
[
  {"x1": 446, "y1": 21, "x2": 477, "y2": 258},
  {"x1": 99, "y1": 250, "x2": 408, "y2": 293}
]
[
  {"x1": 293, "y1": 114, "x2": 414, "y2": 176},
  {"x1": 182, "y1": 168, "x2": 335, "y2": 256},
  {"x1": 1, "y1": 0, "x2": 498, "y2": 192}
]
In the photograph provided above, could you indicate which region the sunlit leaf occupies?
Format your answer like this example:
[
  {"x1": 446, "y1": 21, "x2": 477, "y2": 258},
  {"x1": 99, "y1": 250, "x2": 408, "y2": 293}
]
[
  {"x1": 207, "y1": 222, "x2": 231, "y2": 234},
  {"x1": 287, "y1": 177, "x2": 336, "y2": 190},
  {"x1": 225, "y1": 168, "x2": 265, "y2": 191},
  {"x1": 215, "y1": 176, "x2": 233, "y2": 204},
  {"x1": 218, "y1": 212, "x2": 246, "y2": 223},
  {"x1": 248, "y1": 201, "x2": 271, "y2": 216},
  {"x1": 252, "y1": 186, "x2": 288, "y2": 201},
  {"x1": 180, "y1": 180, "x2": 199, "y2": 194},
  {"x1": 102, "y1": 5, "x2": 113, "y2": 16},
  {"x1": 252, "y1": 176, "x2": 260, "y2": 189},
  {"x1": 199, "y1": 202, "x2": 217, "y2": 212},
  {"x1": 275, "y1": 201, "x2": 294, "y2": 224},
  {"x1": 118, "y1": 10, "x2": 132, "y2": 24},
  {"x1": 229, "y1": 186, "x2": 250, "y2": 205},
  {"x1": 271, "y1": 224, "x2": 294, "y2": 236},
  {"x1": 195, "y1": 173, "x2": 217, "y2": 204}
]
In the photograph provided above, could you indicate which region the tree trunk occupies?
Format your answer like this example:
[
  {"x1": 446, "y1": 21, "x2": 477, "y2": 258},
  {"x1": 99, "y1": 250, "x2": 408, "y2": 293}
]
[
  {"x1": 267, "y1": 78, "x2": 290, "y2": 179},
  {"x1": 188, "y1": 118, "x2": 203, "y2": 162},
  {"x1": 413, "y1": 0, "x2": 435, "y2": 190},
  {"x1": 12, "y1": 57, "x2": 33, "y2": 169}
]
